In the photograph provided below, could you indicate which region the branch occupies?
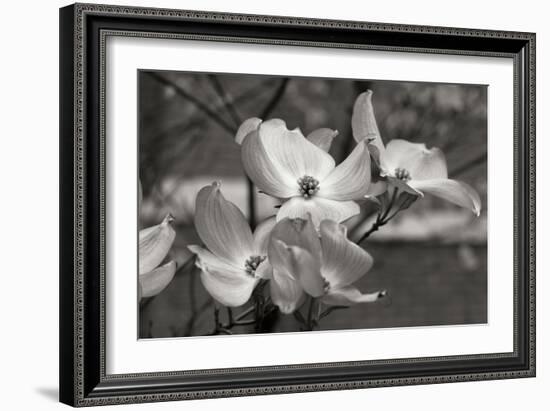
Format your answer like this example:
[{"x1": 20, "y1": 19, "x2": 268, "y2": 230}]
[
  {"x1": 146, "y1": 71, "x2": 237, "y2": 135},
  {"x1": 449, "y1": 151, "x2": 486, "y2": 177},
  {"x1": 356, "y1": 188, "x2": 413, "y2": 244},
  {"x1": 207, "y1": 74, "x2": 242, "y2": 127},
  {"x1": 260, "y1": 78, "x2": 289, "y2": 118},
  {"x1": 247, "y1": 178, "x2": 257, "y2": 230}
]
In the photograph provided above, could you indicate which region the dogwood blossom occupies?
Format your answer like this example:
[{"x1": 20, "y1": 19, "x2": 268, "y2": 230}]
[
  {"x1": 237, "y1": 118, "x2": 372, "y2": 227},
  {"x1": 188, "y1": 182, "x2": 275, "y2": 307},
  {"x1": 269, "y1": 216, "x2": 385, "y2": 309},
  {"x1": 352, "y1": 90, "x2": 481, "y2": 216}
]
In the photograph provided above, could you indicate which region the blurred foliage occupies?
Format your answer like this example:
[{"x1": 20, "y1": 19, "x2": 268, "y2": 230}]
[{"x1": 138, "y1": 71, "x2": 487, "y2": 338}]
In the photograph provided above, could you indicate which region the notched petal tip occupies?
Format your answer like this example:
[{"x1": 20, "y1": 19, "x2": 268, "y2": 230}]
[
  {"x1": 352, "y1": 90, "x2": 385, "y2": 155},
  {"x1": 187, "y1": 244, "x2": 201, "y2": 256},
  {"x1": 306, "y1": 128, "x2": 339, "y2": 152},
  {"x1": 235, "y1": 117, "x2": 262, "y2": 145},
  {"x1": 162, "y1": 213, "x2": 175, "y2": 225},
  {"x1": 322, "y1": 286, "x2": 385, "y2": 306},
  {"x1": 196, "y1": 182, "x2": 221, "y2": 204}
]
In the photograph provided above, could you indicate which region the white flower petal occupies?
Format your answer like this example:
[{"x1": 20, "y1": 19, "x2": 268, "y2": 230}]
[
  {"x1": 306, "y1": 128, "x2": 339, "y2": 152},
  {"x1": 139, "y1": 260, "x2": 177, "y2": 299},
  {"x1": 322, "y1": 286, "x2": 385, "y2": 306},
  {"x1": 366, "y1": 179, "x2": 388, "y2": 197},
  {"x1": 270, "y1": 269, "x2": 304, "y2": 314},
  {"x1": 189, "y1": 245, "x2": 257, "y2": 307},
  {"x1": 194, "y1": 182, "x2": 254, "y2": 265},
  {"x1": 257, "y1": 119, "x2": 335, "y2": 180},
  {"x1": 386, "y1": 176, "x2": 423, "y2": 196},
  {"x1": 381, "y1": 139, "x2": 448, "y2": 180},
  {"x1": 319, "y1": 220, "x2": 373, "y2": 289},
  {"x1": 235, "y1": 117, "x2": 262, "y2": 145},
  {"x1": 366, "y1": 140, "x2": 384, "y2": 167},
  {"x1": 139, "y1": 214, "x2": 176, "y2": 275},
  {"x1": 200, "y1": 271, "x2": 257, "y2": 308},
  {"x1": 351, "y1": 90, "x2": 386, "y2": 156},
  {"x1": 271, "y1": 240, "x2": 325, "y2": 298},
  {"x1": 252, "y1": 216, "x2": 276, "y2": 255},
  {"x1": 241, "y1": 128, "x2": 298, "y2": 198},
  {"x1": 269, "y1": 216, "x2": 321, "y2": 259},
  {"x1": 277, "y1": 196, "x2": 360, "y2": 227},
  {"x1": 254, "y1": 260, "x2": 272, "y2": 280},
  {"x1": 320, "y1": 140, "x2": 372, "y2": 200},
  {"x1": 409, "y1": 179, "x2": 482, "y2": 216}
]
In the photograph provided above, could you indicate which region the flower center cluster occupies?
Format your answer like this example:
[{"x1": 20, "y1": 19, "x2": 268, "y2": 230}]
[
  {"x1": 394, "y1": 167, "x2": 411, "y2": 181},
  {"x1": 244, "y1": 255, "x2": 266, "y2": 276},
  {"x1": 322, "y1": 277, "x2": 330, "y2": 293},
  {"x1": 297, "y1": 175, "x2": 320, "y2": 198}
]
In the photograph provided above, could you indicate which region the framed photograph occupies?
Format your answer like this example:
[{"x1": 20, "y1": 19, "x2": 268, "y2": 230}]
[{"x1": 59, "y1": 3, "x2": 535, "y2": 407}]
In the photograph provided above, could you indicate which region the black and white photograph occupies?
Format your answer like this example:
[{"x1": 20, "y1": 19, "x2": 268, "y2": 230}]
[
  {"x1": 53, "y1": 1, "x2": 536, "y2": 407},
  {"x1": 138, "y1": 71, "x2": 487, "y2": 338}
]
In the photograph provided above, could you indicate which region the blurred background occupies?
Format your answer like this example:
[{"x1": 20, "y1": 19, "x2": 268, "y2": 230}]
[{"x1": 138, "y1": 70, "x2": 487, "y2": 338}]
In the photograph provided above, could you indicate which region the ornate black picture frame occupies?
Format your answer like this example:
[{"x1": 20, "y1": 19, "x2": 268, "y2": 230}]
[{"x1": 59, "y1": 3, "x2": 535, "y2": 407}]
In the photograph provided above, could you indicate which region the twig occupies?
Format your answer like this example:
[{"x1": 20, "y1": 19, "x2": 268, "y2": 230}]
[
  {"x1": 305, "y1": 297, "x2": 317, "y2": 331},
  {"x1": 226, "y1": 307, "x2": 234, "y2": 326},
  {"x1": 234, "y1": 306, "x2": 256, "y2": 322},
  {"x1": 260, "y1": 78, "x2": 289, "y2": 119},
  {"x1": 207, "y1": 74, "x2": 242, "y2": 127},
  {"x1": 247, "y1": 178, "x2": 256, "y2": 229},
  {"x1": 357, "y1": 188, "x2": 402, "y2": 244},
  {"x1": 146, "y1": 71, "x2": 237, "y2": 135},
  {"x1": 233, "y1": 319, "x2": 257, "y2": 326},
  {"x1": 319, "y1": 306, "x2": 349, "y2": 320},
  {"x1": 205, "y1": 304, "x2": 259, "y2": 335},
  {"x1": 449, "y1": 151, "x2": 486, "y2": 177},
  {"x1": 356, "y1": 215, "x2": 384, "y2": 244},
  {"x1": 293, "y1": 310, "x2": 306, "y2": 326},
  {"x1": 151, "y1": 78, "x2": 276, "y2": 147}
]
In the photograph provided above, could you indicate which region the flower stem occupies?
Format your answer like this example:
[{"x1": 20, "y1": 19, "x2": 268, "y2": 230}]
[
  {"x1": 226, "y1": 307, "x2": 234, "y2": 325},
  {"x1": 357, "y1": 188, "x2": 415, "y2": 245},
  {"x1": 356, "y1": 214, "x2": 384, "y2": 244},
  {"x1": 247, "y1": 178, "x2": 256, "y2": 229},
  {"x1": 254, "y1": 293, "x2": 265, "y2": 332},
  {"x1": 356, "y1": 200, "x2": 394, "y2": 244},
  {"x1": 305, "y1": 297, "x2": 318, "y2": 331}
]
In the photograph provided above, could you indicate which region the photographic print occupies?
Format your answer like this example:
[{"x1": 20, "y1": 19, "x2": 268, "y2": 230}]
[
  {"x1": 138, "y1": 71, "x2": 487, "y2": 339},
  {"x1": 60, "y1": 6, "x2": 535, "y2": 404}
]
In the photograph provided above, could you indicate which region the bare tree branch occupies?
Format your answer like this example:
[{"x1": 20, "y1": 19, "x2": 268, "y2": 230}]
[
  {"x1": 449, "y1": 151, "x2": 486, "y2": 177},
  {"x1": 207, "y1": 74, "x2": 242, "y2": 127},
  {"x1": 147, "y1": 71, "x2": 237, "y2": 135},
  {"x1": 260, "y1": 78, "x2": 289, "y2": 119}
]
